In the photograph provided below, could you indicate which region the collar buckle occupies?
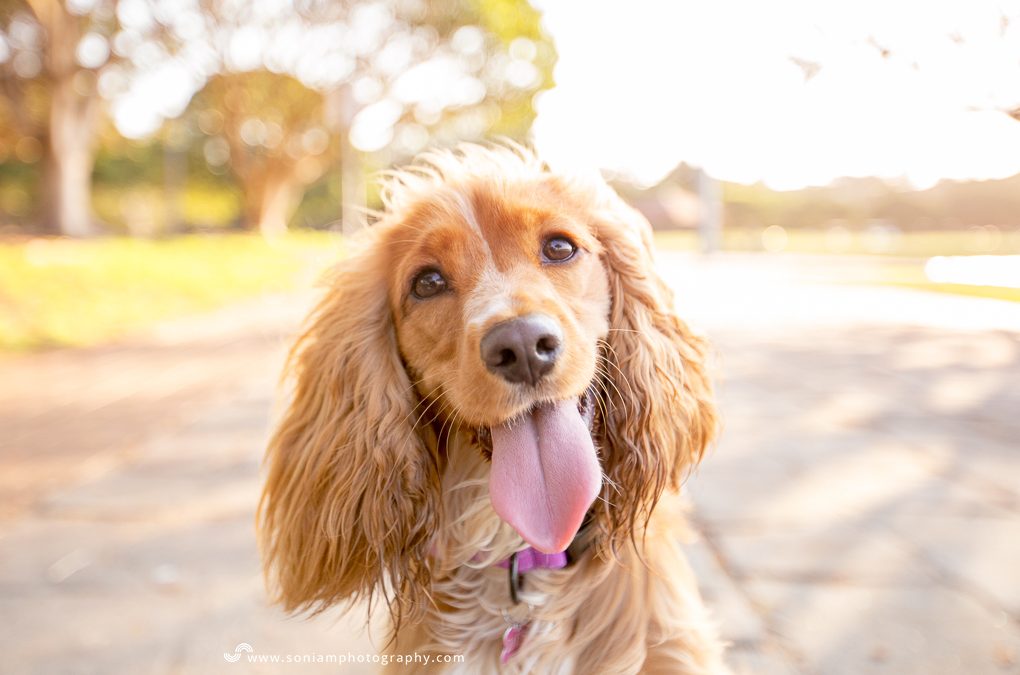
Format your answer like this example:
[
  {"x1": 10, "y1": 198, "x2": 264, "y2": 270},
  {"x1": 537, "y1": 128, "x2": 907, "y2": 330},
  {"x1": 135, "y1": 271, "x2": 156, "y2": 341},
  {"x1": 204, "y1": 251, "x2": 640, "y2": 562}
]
[{"x1": 508, "y1": 551, "x2": 522, "y2": 604}]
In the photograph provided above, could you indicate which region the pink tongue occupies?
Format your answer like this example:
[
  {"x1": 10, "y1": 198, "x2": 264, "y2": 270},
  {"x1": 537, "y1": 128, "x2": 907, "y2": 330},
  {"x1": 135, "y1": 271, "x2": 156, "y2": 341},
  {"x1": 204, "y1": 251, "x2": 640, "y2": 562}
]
[{"x1": 489, "y1": 400, "x2": 601, "y2": 553}]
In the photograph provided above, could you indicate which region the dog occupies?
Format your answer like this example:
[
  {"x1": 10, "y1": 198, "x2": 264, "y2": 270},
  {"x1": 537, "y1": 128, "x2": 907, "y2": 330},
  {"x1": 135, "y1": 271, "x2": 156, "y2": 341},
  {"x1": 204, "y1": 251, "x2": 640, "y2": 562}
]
[{"x1": 259, "y1": 144, "x2": 727, "y2": 673}]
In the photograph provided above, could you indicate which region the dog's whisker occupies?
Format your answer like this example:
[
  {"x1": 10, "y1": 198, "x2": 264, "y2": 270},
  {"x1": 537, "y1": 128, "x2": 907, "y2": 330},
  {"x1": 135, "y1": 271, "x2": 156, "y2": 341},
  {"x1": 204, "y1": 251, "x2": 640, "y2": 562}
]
[
  {"x1": 601, "y1": 471, "x2": 624, "y2": 497},
  {"x1": 597, "y1": 342, "x2": 637, "y2": 400},
  {"x1": 589, "y1": 369, "x2": 614, "y2": 420},
  {"x1": 404, "y1": 374, "x2": 459, "y2": 423},
  {"x1": 593, "y1": 362, "x2": 627, "y2": 408},
  {"x1": 437, "y1": 402, "x2": 461, "y2": 444},
  {"x1": 404, "y1": 385, "x2": 444, "y2": 428},
  {"x1": 592, "y1": 382, "x2": 611, "y2": 421},
  {"x1": 407, "y1": 379, "x2": 457, "y2": 431},
  {"x1": 595, "y1": 338, "x2": 628, "y2": 381}
]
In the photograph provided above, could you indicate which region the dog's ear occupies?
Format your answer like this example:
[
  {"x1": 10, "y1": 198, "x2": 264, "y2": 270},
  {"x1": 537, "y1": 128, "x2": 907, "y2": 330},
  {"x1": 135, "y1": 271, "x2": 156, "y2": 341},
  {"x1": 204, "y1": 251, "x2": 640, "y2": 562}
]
[
  {"x1": 258, "y1": 237, "x2": 439, "y2": 624},
  {"x1": 588, "y1": 186, "x2": 718, "y2": 545}
]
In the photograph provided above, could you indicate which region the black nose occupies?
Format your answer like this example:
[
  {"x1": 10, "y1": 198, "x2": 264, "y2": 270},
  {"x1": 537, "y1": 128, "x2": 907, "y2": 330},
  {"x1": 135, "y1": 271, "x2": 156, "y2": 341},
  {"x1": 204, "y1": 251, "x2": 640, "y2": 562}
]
[{"x1": 480, "y1": 314, "x2": 563, "y2": 386}]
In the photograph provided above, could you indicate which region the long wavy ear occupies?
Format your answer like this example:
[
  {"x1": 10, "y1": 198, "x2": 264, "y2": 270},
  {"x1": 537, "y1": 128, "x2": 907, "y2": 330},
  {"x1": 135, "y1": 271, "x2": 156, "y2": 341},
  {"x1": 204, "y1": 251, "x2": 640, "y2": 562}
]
[
  {"x1": 588, "y1": 186, "x2": 718, "y2": 546},
  {"x1": 258, "y1": 238, "x2": 440, "y2": 625}
]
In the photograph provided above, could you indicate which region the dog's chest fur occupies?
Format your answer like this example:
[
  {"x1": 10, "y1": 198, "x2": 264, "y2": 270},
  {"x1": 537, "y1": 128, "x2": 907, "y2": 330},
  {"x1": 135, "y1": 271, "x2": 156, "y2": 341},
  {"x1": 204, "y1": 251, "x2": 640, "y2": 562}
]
[{"x1": 413, "y1": 432, "x2": 592, "y2": 673}]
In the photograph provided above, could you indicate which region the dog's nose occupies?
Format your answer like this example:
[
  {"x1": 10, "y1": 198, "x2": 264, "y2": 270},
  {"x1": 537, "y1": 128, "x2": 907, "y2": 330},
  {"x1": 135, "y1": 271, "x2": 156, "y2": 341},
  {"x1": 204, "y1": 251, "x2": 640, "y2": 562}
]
[{"x1": 480, "y1": 314, "x2": 563, "y2": 386}]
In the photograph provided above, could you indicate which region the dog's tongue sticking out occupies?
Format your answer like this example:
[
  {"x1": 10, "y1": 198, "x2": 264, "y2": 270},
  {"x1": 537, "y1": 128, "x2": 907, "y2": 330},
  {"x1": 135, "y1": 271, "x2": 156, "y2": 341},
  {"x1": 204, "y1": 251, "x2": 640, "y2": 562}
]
[{"x1": 489, "y1": 399, "x2": 601, "y2": 553}]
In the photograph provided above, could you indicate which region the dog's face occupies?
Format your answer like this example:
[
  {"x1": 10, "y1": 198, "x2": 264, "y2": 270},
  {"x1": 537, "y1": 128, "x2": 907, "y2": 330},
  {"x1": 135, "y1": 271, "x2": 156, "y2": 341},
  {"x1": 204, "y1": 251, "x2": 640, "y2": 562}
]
[
  {"x1": 259, "y1": 146, "x2": 717, "y2": 621},
  {"x1": 386, "y1": 182, "x2": 610, "y2": 429},
  {"x1": 384, "y1": 180, "x2": 612, "y2": 553}
]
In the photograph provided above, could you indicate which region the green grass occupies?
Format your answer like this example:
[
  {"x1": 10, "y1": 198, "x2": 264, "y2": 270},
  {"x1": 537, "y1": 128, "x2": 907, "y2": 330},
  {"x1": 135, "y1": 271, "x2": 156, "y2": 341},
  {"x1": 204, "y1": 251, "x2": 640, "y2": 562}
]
[{"x1": 0, "y1": 232, "x2": 341, "y2": 351}]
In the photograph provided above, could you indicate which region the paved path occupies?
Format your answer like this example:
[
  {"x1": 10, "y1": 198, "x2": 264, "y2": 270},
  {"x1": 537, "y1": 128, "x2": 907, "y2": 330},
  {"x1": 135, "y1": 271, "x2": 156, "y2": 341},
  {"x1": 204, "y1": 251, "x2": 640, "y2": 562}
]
[
  {"x1": 1, "y1": 253, "x2": 1018, "y2": 674},
  {"x1": 664, "y1": 255, "x2": 1020, "y2": 675}
]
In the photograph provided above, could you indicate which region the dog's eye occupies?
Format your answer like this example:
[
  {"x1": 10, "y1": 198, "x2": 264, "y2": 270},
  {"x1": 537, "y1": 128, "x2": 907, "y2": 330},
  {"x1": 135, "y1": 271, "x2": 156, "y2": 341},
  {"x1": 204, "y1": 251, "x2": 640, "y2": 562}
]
[
  {"x1": 412, "y1": 269, "x2": 447, "y2": 299},
  {"x1": 542, "y1": 236, "x2": 577, "y2": 263}
]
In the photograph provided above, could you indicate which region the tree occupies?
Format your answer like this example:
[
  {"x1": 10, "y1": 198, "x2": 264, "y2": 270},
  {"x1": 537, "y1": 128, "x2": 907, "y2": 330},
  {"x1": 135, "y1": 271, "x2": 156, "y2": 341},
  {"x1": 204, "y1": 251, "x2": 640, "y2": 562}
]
[
  {"x1": 178, "y1": 0, "x2": 554, "y2": 235},
  {"x1": 189, "y1": 71, "x2": 336, "y2": 237},
  {"x1": 0, "y1": 0, "x2": 116, "y2": 236},
  {"x1": 2, "y1": 0, "x2": 555, "y2": 236}
]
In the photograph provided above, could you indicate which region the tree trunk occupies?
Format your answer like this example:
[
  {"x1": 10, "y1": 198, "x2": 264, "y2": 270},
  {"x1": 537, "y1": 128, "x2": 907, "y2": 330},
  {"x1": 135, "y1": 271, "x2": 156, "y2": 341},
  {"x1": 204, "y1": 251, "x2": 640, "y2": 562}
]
[
  {"x1": 244, "y1": 169, "x2": 300, "y2": 239},
  {"x1": 333, "y1": 85, "x2": 365, "y2": 236},
  {"x1": 34, "y1": 1, "x2": 99, "y2": 237},
  {"x1": 43, "y1": 80, "x2": 97, "y2": 237}
]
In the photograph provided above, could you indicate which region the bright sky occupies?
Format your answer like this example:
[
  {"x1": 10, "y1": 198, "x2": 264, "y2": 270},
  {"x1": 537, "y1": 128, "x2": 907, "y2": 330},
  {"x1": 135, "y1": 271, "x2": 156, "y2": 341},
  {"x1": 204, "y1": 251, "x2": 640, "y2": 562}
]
[{"x1": 531, "y1": 0, "x2": 1020, "y2": 189}]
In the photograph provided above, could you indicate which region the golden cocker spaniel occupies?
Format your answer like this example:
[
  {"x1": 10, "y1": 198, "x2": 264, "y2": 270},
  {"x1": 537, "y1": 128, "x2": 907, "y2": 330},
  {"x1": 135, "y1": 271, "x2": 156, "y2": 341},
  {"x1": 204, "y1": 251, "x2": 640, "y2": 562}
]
[{"x1": 259, "y1": 144, "x2": 727, "y2": 674}]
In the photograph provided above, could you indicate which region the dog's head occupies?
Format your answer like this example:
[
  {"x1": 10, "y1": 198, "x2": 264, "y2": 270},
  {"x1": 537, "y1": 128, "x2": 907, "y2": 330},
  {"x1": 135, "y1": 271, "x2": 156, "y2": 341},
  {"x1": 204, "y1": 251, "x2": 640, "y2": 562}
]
[{"x1": 259, "y1": 144, "x2": 716, "y2": 623}]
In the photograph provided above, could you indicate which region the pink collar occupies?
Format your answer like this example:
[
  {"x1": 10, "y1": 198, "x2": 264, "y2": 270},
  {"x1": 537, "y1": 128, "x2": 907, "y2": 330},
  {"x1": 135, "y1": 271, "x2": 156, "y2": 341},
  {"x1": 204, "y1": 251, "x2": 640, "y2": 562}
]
[
  {"x1": 496, "y1": 548, "x2": 568, "y2": 573},
  {"x1": 497, "y1": 547, "x2": 569, "y2": 606}
]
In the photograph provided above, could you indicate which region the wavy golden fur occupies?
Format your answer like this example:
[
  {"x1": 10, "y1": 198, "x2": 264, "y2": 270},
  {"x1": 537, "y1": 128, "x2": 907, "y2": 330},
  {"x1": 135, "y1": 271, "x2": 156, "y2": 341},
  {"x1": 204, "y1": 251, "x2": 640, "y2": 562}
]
[{"x1": 259, "y1": 143, "x2": 728, "y2": 673}]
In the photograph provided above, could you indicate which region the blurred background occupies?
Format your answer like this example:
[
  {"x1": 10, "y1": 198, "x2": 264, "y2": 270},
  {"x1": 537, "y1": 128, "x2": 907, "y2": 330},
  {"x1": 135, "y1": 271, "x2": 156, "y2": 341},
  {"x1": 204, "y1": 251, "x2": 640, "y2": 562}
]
[{"x1": 1, "y1": 1, "x2": 1018, "y2": 673}]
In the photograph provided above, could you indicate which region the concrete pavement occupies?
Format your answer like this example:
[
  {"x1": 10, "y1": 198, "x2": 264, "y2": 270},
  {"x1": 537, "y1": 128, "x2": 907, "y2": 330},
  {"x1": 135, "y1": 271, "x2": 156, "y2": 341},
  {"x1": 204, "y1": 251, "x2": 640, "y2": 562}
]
[{"x1": 667, "y1": 254, "x2": 1020, "y2": 674}]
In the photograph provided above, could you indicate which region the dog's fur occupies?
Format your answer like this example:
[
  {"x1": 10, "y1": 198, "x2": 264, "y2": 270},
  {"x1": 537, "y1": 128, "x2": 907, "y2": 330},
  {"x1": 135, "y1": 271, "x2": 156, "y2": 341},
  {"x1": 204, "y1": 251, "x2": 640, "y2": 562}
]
[{"x1": 258, "y1": 144, "x2": 727, "y2": 673}]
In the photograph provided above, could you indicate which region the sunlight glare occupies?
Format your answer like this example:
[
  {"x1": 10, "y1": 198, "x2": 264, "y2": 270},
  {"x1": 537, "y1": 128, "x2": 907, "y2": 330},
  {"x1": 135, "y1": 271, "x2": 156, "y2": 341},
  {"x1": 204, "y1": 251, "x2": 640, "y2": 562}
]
[{"x1": 532, "y1": 0, "x2": 1020, "y2": 189}]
